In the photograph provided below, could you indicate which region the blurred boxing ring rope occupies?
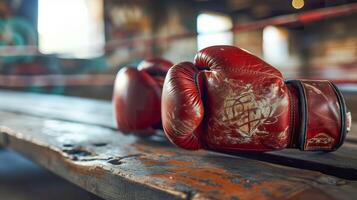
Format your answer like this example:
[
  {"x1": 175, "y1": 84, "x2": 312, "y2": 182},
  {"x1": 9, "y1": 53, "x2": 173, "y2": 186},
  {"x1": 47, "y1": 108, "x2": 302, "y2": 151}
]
[{"x1": 0, "y1": 3, "x2": 356, "y2": 88}]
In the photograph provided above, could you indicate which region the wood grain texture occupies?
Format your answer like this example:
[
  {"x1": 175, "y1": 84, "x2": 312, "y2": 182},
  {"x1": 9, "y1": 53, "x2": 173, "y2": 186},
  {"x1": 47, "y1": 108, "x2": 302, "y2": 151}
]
[
  {"x1": 1, "y1": 90, "x2": 357, "y2": 180},
  {"x1": 1, "y1": 111, "x2": 357, "y2": 200}
]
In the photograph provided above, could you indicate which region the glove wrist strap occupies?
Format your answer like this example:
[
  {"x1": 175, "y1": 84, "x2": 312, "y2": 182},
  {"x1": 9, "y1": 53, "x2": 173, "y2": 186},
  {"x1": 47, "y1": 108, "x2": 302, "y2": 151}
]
[{"x1": 286, "y1": 80, "x2": 349, "y2": 151}]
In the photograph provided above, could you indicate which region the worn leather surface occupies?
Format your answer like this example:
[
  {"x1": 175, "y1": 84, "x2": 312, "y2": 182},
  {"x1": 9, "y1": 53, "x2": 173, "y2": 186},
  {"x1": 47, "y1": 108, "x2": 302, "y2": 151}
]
[
  {"x1": 162, "y1": 45, "x2": 348, "y2": 152},
  {"x1": 113, "y1": 59, "x2": 173, "y2": 134}
]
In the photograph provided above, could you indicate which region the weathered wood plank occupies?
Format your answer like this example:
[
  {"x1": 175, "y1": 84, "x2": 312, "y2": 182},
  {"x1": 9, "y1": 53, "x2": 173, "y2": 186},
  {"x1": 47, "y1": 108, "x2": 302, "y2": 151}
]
[
  {"x1": 1, "y1": 90, "x2": 357, "y2": 180},
  {"x1": 1, "y1": 111, "x2": 357, "y2": 200}
]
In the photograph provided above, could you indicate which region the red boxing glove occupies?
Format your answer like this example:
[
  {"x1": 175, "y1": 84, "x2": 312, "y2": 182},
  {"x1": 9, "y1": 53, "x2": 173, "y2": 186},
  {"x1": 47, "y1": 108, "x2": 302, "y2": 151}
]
[
  {"x1": 113, "y1": 58, "x2": 173, "y2": 134},
  {"x1": 162, "y1": 46, "x2": 351, "y2": 151}
]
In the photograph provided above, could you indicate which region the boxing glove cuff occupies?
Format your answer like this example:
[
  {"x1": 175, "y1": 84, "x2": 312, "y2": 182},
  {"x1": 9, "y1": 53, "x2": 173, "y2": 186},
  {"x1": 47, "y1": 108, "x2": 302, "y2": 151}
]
[{"x1": 286, "y1": 80, "x2": 351, "y2": 151}]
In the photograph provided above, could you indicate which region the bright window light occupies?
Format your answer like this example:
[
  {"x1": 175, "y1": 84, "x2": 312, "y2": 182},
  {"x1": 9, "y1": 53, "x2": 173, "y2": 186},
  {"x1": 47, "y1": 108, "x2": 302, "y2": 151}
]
[
  {"x1": 38, "y1": 0, "x2": 105, "y2": 58},
  {"x1": 197, "y1": 12, "x2": 233, "y2": 50},
  {"x1": 263, "y1": 26, "x2": 289, "y2": 66}
]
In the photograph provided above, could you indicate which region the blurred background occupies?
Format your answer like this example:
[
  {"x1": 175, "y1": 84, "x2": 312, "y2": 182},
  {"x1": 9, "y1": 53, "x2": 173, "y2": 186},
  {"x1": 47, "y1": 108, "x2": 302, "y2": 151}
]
[
  {"x1": 0, "y1": 0, "x2": 356, "y2": 100},
  {"x1": 0, "y1": 1, "x2": 356, "y2": 199}
]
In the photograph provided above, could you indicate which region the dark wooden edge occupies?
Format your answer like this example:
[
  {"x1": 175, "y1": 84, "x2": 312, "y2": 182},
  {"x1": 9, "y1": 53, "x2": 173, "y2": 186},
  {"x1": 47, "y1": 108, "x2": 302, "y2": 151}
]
[
  {"x1": 0, "y1": 131, "x2": 9, "y2": 148},
  {"x1": 226, "y1": 150, "x2": 357, "y2": 181}
]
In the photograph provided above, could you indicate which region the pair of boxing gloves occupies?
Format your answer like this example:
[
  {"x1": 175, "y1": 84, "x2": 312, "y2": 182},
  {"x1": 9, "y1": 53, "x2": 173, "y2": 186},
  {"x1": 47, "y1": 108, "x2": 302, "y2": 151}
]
[{"x1": 113, "y1": 45, "x2": 351, "y2": 152}]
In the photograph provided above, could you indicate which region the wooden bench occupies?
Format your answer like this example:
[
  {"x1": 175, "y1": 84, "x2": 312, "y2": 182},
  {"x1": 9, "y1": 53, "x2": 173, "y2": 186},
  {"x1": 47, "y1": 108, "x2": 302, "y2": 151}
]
[{"x1": 0, "y1": 90, "x2": 356, "y2": 200}]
